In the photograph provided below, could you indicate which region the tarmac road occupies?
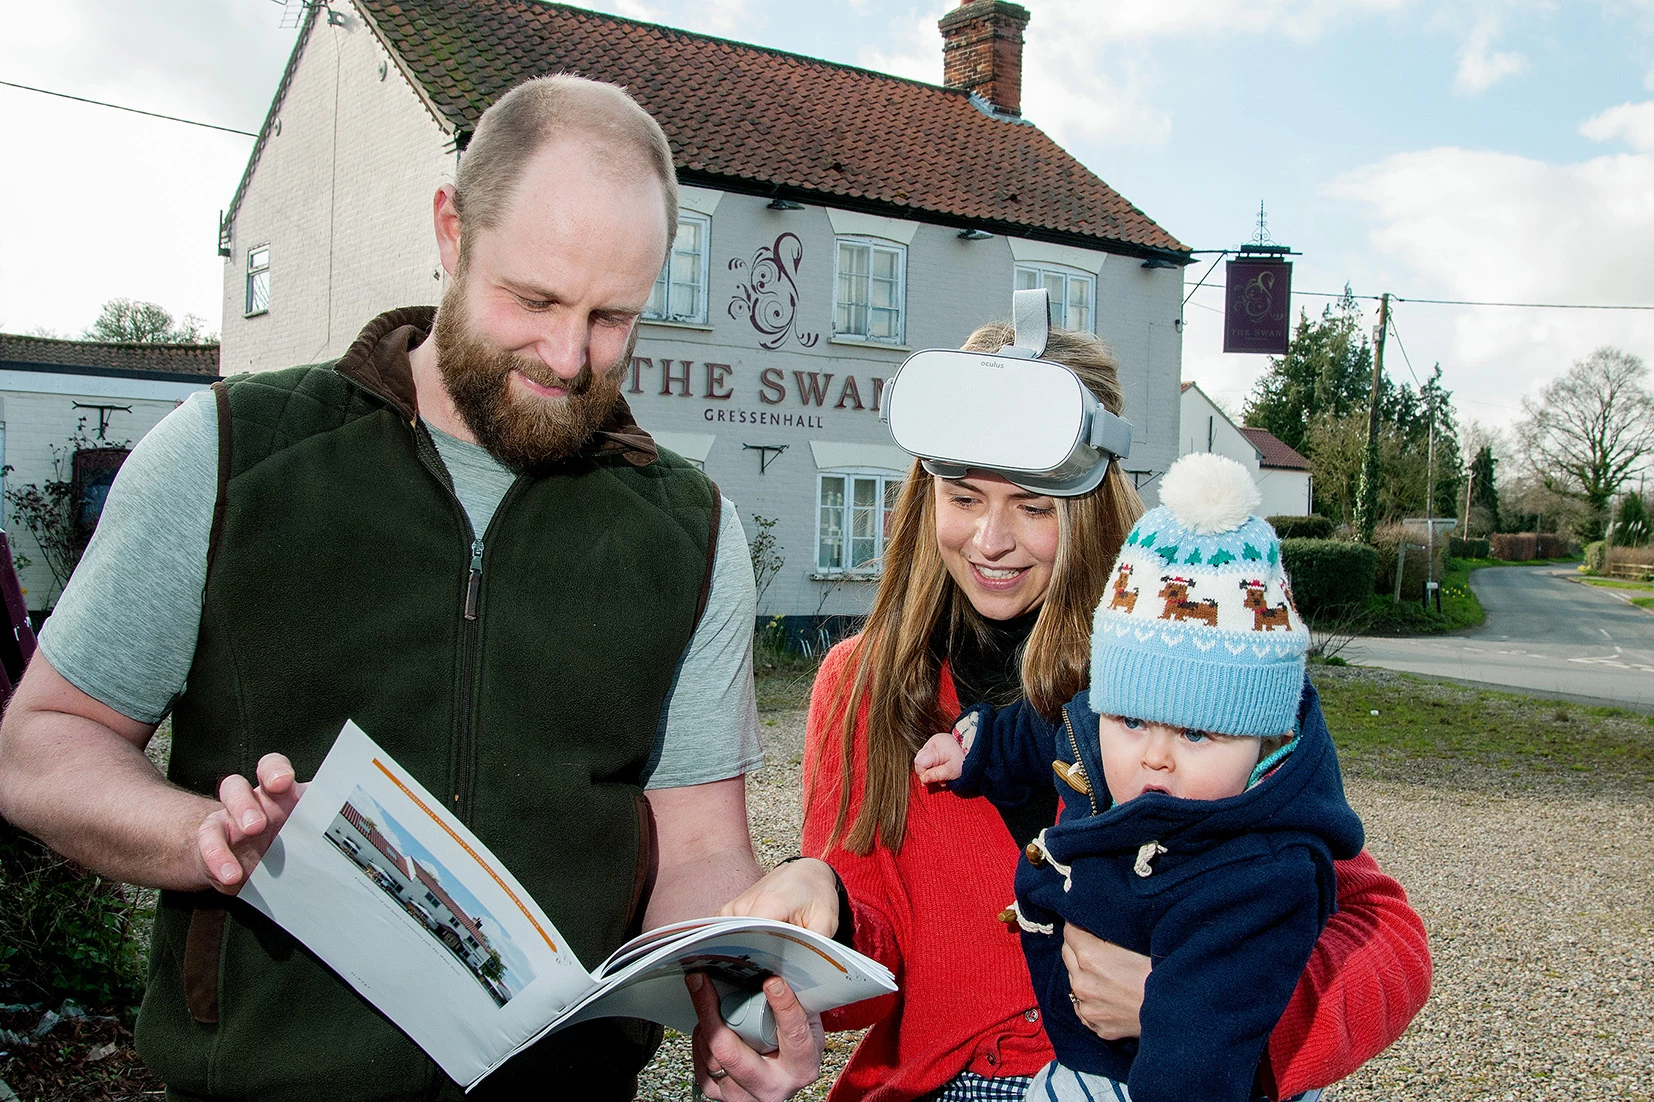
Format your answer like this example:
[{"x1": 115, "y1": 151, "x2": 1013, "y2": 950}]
[{"x1": 1341, "y1": 564, "x2": 1654, "y2": 711}]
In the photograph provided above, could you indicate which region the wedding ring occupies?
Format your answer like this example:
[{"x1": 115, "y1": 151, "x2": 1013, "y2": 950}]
[{"x1": 709, "y1": 1068, "x2": 729, "y2": 1081}]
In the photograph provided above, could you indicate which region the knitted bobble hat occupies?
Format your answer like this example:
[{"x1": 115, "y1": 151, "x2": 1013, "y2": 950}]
[{"x1": 1090, "y1": 452, "x2": 1308, "y2": 737}]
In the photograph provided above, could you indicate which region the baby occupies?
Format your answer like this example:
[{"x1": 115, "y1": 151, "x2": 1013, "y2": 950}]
[{"x1": 915, "y1": 452, "x2": 1364, "y2": 1102}]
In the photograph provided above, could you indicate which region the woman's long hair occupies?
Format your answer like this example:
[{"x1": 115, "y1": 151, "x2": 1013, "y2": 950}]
[{"x1": 820, "y1": 323, "x2": 1144, "y2": 854}]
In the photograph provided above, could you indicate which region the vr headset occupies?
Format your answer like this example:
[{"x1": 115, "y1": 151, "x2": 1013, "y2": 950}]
[{"x1": 881, "y1": 288, "x2": 1133, "y2": 497}]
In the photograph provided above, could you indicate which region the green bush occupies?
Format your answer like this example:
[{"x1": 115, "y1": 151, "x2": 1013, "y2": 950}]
[
  {"x1": 1584, "y1": 541, "x2": 1607, "y2": 574},
  {"x1": 1374, "y1": 525, "x2": 1448, "y2": 600},
  {"x1": 1448, "y1": 535, "x2": 1491, "y2": 560},
  {"x1": 0, "y1": 820, "x2": 149, "y2": 1009},
  {"x1": 1267, "y1": 515, "x2": 1334, "y2": 540},
  {"x1": 1281, "y1": 538, "x2": 1379, "y2": 618}
]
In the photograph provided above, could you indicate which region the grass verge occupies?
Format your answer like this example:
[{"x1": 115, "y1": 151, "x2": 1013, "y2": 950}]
[
  {"x1": 1581, "y1": 576, "x2": 1654, "y2": 591},
  {"x1": 1312, "y1": 664, "x2": 1654, "y2": 790},
  {"x1": 1340, "y1": 557, "x2": 1485, "y2": 636}
]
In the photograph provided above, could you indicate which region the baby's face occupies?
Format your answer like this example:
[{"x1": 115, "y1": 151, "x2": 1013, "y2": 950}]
[{"x1": 1098, "y1": 716, "x2": 1262, "y2": 804}]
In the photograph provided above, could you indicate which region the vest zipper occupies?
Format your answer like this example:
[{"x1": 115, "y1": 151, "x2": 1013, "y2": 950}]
[
  {"x1": 1062, "y1": 707, "x2": 1101, "y2": 816},
  {"x1": 453, "y1": 537, "x2": 483, "y2": 818}
]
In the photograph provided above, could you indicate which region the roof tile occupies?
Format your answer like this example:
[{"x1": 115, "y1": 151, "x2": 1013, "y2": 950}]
[
  {"x1": 354, "y1": 0, "x2": 1187, "y2": 257},
  {"x1": 0, "y1": 333, "x2": 219, "y2": 378}
]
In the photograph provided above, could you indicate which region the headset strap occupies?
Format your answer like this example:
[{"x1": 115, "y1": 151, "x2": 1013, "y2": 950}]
[{"x1": 998, "y1": 287, "x2": 1051, "y2": 360}]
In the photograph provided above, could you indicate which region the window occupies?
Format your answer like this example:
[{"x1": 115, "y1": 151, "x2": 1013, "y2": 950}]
[
  {"x1": 817, "y1": 473, "x2": 902, "y2": 573},
  {"x1": 1015, "y1": 263, "x2": 1094, "y2": 332},
  {"x1": 645, "y1": 213, "x2": 711, "y2": 324},
  {"x1": 834, "y1": 238, "x2": 905, "y2": 343},
  {"x1": 245, "y1": 245, "x2": 271, "y2": 316}
]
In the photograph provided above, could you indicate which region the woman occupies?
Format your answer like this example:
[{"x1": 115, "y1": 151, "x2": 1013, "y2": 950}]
[{"x1": 697, "y1": 323, "x2": 1431, "y2": 1102}]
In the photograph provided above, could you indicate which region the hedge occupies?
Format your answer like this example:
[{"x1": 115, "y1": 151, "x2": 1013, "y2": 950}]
[
  {"x1": 1584, "y1": 541, "x2": 1606, "y2": 574},
  {"x1": 1281, "y1": 538, "x2": 1379, "y2": 618},
  {"x1": 1489, "y1": 533, "x2": 1574, "y2": 561},
  {"x1": 1267, "y1": 515, "x2": 1334, "y2": 540},
  {"x1": 1448, "y1": 535, "x2": 1491, "y2": 560}
]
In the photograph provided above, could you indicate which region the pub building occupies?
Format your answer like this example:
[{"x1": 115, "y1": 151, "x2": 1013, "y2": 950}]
[{"x1": 217, "y1": 0, "x2": 1191, "y2": 633}]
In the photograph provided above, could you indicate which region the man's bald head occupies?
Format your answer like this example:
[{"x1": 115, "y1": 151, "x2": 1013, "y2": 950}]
[{"x1": 452, "y1": 75, "x2": 678, "y2": 255}]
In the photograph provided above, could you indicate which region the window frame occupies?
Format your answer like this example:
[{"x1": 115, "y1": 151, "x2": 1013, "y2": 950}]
[
  {"x1": 814, "y1": 468, "x2": 904, "y2": 577},
  {"x1": 833, "y1": 236, "x2": 907, "y2": 345},
  {"x1": 644, "y1": 211, "x2": 712, "y2": 325},
  {"x1": 245, "y1": 244, "x2": 271, "y2": 317},
  {"x1": 1014, "y1": 262, "x2": 1096, "y2": 333}
]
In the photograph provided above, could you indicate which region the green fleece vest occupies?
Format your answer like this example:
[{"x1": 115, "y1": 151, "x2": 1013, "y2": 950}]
[{"x1": 137, "y1": 316, "x2": 719, "y2": 1101}]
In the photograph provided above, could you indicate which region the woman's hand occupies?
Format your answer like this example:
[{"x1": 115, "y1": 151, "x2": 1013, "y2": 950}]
[
  {"x1": 688, "y1": 972, "x2": 825, "y2": 1101},
  {"x1": 718, "y1": 857, "x2": 840, "y2": 938},
  {"x1": 1062, "y1": 924, "x2": 1150, "y2": 1040}
]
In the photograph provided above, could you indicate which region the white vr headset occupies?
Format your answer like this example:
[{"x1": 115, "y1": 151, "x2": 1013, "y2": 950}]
[{"x1": 881, "y1": 287, "x2": 1133, "y2": 497}]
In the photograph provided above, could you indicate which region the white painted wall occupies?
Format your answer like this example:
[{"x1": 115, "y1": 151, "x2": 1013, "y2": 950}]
[{"x1": 0, "y1": 371, "x2": 211, "y2": 607}]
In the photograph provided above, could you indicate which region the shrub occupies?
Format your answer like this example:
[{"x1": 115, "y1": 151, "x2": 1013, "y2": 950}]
[
  {"x1": 1448, "y1": 535, "x2": 1491, "y2": 560},
  {"x1": 1584, "y1": 541, "x2": 1607, "y2": 574},
  {"x1": 1489, "y1": 532, "x2": 1576, "y2": 561},
  {"x1": 0, "y1": 821, "x2": 149, "y2": 1009},
  {"x1": 1267, "y1": 515, "x2": 1334, "y2": 540},
  {"x1": 1374, "y1": 524, "x2": 1447, "y2": 600},
  {"x1": 1281, "y1": 539, "x2": 1378, "y2": 618}
]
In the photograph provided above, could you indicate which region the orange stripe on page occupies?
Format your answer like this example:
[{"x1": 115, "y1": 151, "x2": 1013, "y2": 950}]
[
  {"x1": 372, "y1": 758, "x2": 558, "y2": 953},
  {"x1": 770, "y1": 931, "x2": 848, "y2": 974}
]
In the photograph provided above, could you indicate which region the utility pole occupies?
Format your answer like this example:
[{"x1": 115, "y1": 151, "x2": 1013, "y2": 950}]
[
  {"x1": 1425, "y1": 367, "x2": 1439, "y2": 610},
  {"x1": 1353, "y1": 292, "x2": 1390, "y2": 543}
]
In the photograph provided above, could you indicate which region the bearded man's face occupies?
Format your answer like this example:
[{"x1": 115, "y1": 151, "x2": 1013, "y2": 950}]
[{"x1": 432, "y1": 265, "x2": 635, "y2": 471}]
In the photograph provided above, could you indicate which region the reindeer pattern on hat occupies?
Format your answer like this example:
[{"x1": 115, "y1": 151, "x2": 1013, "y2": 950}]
[{"x1": 1094, "y1": 539, "x2": 1308, "y2": 654}]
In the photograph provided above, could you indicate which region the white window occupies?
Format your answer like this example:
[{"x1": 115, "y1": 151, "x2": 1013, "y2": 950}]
[
  {"x1": 834, "y1": 238, "x2": 905, "y2": 343},
  {"x1": 245, "y1": 245, "x2": 271, "y2": 317},
  {"x1": 645, "y1": 212, "x2": 711, "y2": 324},
  {"x1": 1015, "y1": 263, "x2": 1094, "y2": 333},
  {"x1": 817, "y1": 472, "x2": 902, "y2": 574}
]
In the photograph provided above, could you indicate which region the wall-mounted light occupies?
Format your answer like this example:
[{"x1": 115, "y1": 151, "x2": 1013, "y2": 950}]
[
  {"x1": 957, "y1": 228, "x2": 993, "y2": 240},
  {"x1": 1141, "y1": 257, "x2": 1178, "y2": 269},
  {"x1": 767, "y1": 197, "x2": 805, "y2": 211}
]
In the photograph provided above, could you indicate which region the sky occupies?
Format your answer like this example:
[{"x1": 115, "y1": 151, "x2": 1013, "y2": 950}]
[{"x1": 1, "y1": 0, "x2": 1651, "y2": 436}]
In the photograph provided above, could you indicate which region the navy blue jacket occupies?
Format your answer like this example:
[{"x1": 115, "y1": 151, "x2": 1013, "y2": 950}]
[{"x1": 952, "y1": 680, "x2": 1364, "y2": 1102}]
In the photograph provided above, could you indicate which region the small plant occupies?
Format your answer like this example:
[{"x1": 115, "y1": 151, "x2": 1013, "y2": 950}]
[
  {"x1": 3, "y1": 418, "x2": 131, "y2": 607},
  {"x1": 0, "y1": 821, "x2": 149, "y2": 1010},
  {"x1": 748, "y1": 514, "x2": 785, "y2": 609}
]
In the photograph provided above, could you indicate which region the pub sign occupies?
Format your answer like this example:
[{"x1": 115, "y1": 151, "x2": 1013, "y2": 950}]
[{"x1": 1223, "y1": 260, "x2": 1292, "y2": 355}]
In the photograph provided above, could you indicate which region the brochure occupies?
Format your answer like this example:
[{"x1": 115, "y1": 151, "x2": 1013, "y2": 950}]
[{"x1": 241, "y1": 721, "x2": 896, "y2": 1091}]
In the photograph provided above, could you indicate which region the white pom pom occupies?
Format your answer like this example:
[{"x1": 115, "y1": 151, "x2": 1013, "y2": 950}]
[{"x1": 1157, "y1": 453, "x2": 1261, "y2": 535}]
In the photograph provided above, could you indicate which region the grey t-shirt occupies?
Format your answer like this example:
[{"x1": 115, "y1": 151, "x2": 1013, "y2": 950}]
[{"x1": 39, "y1": 390, "x2": 762, "y2": 789}]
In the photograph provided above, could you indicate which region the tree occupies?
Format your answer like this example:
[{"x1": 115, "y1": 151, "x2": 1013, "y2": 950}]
[
  {"x1": 1515, "y1": 347, "x2": 1654, "y2": 540},
  {"x1": 1614, "y1": 490, "x2": 1650, "y2": 546},
  {"x1": 1242, "y1": 288, "x2": 1376, "y2": 454},
  {"x1": 83, "y1": 298, "x2": 215, "y2": 344},
  {"x1": 1466, "y1": 444, "x2": 1500, "y2": 535},
  {"x1": 477, "y1": 950, "x2": 505, "y2": 983}
]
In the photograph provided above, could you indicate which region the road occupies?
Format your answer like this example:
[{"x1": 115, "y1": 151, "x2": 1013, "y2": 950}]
[{"x1": 1342, "y1": 564, "x2": 1654, "y2": 711}]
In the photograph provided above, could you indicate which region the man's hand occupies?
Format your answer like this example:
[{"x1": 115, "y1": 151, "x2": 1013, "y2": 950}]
[
  {"x1": 688, "y1": 972, "x2": 823, "y2": 1101},
  {"x1": 716, "y1": 858, "x2": 839, "y2": 938},
  {"x1": 197, "y1": 753, "x2": 305, "y2": 892},
  {"x1": 1062, "y1": 924, "x2": 1150, "y2": 1040},
  {"x1": 913, "y1": 731, "x2": 965, "y2": 786}
]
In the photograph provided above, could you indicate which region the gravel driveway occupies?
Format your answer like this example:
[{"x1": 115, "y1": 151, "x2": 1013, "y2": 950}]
[{"x1": 638, "y1": 699, "x2": 1654, "y2": 1101}]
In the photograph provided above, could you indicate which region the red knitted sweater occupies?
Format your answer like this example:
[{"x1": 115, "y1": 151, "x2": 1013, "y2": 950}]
[{"x1": 803, "y1": 638, "x2": 1431, "y2": 1102}]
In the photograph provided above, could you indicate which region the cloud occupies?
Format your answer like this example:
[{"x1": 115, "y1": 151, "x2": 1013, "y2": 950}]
[
  {"x1": 1327, "y1": 141, "x2": 1654, "y2": 420},
  {"x1": 1581, "y1": 101, "x2": 1654, "y2": 153},
  {"x1": 1453, "y1": 18, "x2": 1527, "y2": 94}
]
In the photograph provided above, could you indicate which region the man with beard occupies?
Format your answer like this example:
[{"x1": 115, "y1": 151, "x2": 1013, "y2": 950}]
[{"x1": 0, "y1": 76, "x2": 823, "y2": 1101}]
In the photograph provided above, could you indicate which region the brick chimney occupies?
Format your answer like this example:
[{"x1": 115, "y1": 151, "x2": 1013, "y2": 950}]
[{"x1": 939, "y1": 1, "x2": 1032, "y2": 117}]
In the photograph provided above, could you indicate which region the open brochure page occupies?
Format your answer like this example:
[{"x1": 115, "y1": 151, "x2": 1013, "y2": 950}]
[
  {"x1": 241, "y1": 722, "x2": 596, "y2": 1089},
  {"x1": 505, "y1": 917, "x2": 896, "y2": 1063}
]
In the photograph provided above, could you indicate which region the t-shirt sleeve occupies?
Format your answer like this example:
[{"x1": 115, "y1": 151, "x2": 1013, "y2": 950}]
[
  {"x1": 35, "y1": 389, "x2": 218, "y2": 724},
  {"x1": 641, "y1": 498, "x2": 763, "y2": 789}
]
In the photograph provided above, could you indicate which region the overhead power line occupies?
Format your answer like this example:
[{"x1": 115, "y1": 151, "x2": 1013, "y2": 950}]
[
  {"x1": 1192, "y1": 283, "x2": 1654, "y2": 312},
  {"x1": 0, "y1": 79, "x2": 258, "y2": 137}
]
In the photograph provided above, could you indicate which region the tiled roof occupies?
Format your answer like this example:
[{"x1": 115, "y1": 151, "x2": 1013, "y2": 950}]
[
  {"x1": 1239, "y1": 427, "x2": 1310, "y2": 471},
  {"x1": 352, "y1": 0, "x2": 1187, "y2": 258},
  {"x1": 0, "y1": 333, "x2": 219, "y2": 379}
]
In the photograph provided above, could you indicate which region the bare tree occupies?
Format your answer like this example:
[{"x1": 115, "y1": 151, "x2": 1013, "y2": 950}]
[{"x1": 1516, "y1": 347, "x2": 1654, "y2": 538}]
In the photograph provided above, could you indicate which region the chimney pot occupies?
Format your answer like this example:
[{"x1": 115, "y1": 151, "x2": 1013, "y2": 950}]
[{"x1": 939, "y1": 1, "x2": 1032, "y2": 117}]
